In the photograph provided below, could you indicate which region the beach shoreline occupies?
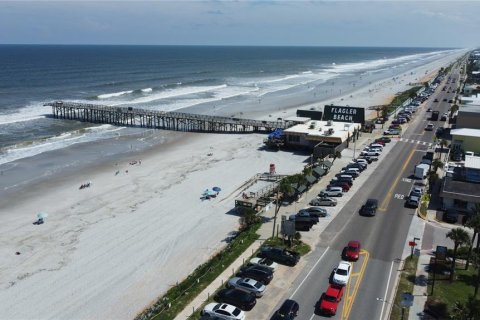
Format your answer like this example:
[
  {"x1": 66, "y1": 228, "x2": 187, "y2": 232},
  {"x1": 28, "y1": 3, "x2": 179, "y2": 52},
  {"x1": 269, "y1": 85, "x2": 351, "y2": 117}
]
[{"x1": 0, "y1": 50, "x2": 464, "y2": 319}]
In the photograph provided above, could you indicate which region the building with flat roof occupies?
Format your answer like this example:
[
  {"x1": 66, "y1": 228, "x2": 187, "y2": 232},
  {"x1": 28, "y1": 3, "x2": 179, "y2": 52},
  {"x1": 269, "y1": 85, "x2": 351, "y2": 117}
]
[
  {"x1": 456, "y1": 104, "x2": 480, "y2": 130},
  {"x1": 451, "y1": 128, "x2": 480, "y2": 154},
  {"x1": 440, "y1": 155, "x2": 480, "y2": 218}
]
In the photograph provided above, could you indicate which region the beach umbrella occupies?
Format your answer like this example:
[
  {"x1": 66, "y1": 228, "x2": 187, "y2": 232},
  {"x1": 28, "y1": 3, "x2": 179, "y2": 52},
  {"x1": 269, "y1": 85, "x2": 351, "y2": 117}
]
[
  {"x1": 212, "y1": 187, "x2": 221, "y2": 192},
  {"x1": 37, "y1": 212, "x2": 48, "y2": 219}
]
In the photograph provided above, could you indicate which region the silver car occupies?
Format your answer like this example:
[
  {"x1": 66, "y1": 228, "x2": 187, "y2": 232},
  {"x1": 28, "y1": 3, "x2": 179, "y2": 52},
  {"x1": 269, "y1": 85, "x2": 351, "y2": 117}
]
[
  {"x1": 319, "y1": 188, "x2": 343, "y2": 197},
  {"x1": 309, "y1": 197, "x2": 337, "y2": 206},
  {"x1": 298, "y1": 206, "x2": 328, "y2": 217},
  {"x1": 227, "y1": 277, "x2": 266, "y2": 297}
]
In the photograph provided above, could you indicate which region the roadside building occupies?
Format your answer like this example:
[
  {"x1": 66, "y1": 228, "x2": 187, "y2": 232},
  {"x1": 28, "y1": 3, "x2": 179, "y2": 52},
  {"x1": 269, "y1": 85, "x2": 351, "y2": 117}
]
[
  {"x1": 450, "y1": 128, "x2": 480, "y2": 154},
  {"x1": 440, "y1": 155, "x2": 480, "y2": 220},
  {"x1": 283, "y1": 119, "x2": 361, "y2": 158},
  {"x1": 456, "y1": 105, "x2": 480, "y2": 130}
]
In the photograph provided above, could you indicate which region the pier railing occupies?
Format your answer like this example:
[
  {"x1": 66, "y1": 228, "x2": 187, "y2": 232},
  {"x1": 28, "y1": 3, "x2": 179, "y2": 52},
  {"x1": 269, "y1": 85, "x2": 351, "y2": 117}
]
[{"x1": 45, "y1": 101, "x2": 289, "y2": 133}]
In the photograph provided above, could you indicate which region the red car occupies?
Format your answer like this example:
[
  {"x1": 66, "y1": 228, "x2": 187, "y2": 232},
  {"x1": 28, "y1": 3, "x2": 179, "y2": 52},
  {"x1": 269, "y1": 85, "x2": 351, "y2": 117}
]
[
  {"x1": 344, "y1": 240, "x2": 361, "y2": 261},
  {"x1": 372, "y1": 140, "x2": 385, "y2": 146},
  {"x1": 319, "y1": 284, "x2": 345, "y2": 315}
]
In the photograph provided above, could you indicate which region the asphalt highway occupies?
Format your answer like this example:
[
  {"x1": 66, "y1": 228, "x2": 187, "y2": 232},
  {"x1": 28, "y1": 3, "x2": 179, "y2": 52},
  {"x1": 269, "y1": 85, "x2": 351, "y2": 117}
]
[{"x1": 268, "y1": 66, "x2": 462, "y2": 320}]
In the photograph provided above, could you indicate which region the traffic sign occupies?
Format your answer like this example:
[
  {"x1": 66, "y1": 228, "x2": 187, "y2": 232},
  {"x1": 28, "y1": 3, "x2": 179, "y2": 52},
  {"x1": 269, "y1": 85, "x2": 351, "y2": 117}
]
[{"x1": 409, "y1": 241, "x2": 417, "y2": 247}]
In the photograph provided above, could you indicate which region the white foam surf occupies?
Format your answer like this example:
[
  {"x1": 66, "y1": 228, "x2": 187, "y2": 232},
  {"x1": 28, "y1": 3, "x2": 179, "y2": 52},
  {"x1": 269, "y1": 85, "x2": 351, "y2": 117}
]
[
  {"x1": 0, "y1": 104, "x2": 50, "y2": 125},
  {"x1": 97, "y1": 90, "x2": 134, "y2": 99}
]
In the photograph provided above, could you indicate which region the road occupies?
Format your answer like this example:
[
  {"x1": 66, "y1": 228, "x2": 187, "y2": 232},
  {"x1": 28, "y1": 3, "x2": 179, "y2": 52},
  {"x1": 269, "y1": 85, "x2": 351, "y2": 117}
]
[{"x1": 268, "y1": 65, "x2": 462, "y2": 320}]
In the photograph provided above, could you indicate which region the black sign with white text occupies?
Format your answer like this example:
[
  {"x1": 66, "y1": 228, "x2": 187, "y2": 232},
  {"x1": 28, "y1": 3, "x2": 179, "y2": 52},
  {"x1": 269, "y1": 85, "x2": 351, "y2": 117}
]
[{"x1": 323, "y1": 105, "x2": 365, "y2": 123}]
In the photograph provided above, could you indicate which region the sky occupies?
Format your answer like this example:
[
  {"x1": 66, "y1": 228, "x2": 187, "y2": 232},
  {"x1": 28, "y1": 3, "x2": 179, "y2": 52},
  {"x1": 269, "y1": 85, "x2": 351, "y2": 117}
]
[{"x1": 0, "y1": 1, "x2": 479, "y2": 48}]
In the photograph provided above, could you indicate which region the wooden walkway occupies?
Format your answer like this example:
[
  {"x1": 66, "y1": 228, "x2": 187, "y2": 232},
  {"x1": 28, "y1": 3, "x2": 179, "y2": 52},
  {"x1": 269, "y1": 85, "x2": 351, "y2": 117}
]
[{"x1": 46, "y1": 101, "x2": 289, "y2": 133}]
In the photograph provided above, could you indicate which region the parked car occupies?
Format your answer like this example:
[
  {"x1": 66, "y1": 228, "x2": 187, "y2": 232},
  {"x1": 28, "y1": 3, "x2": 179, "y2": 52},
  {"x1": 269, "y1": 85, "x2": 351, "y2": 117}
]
[
  {"x1": 360, "y1": 198, "x2": 378, "y2": 216},
  {"x1": 318, "y1": 284, "x2": 345, "y2": 316},
  {"x1": 214, "y1": 289, "x2": 257, "y2": 311},
  {"x1": 289, "y1": 214, "x2": 318, "y2": 225},
  {"x1": 332, "y1": 261, "x2": 352, "y2": 286},
  {"x1": 289, "y1": 215, "x2": 315, "y2": 231},
  {"x1": 384, "y1": 129, "x2": 401, "y2": 135},
  {"x1": 310, "y1": 197, "x2": 337, "y2": 207},
  {"x1": 362, "y1": 155, "x2": 378, "y2": 162},
  {"x1": 346, "y1": 162, "x2": 366, "y2": 172},
  {"x1": 270, "y1": 299, "x2": 299, "y2": 320},
  {"x1": 376, "y1": 137, "x2": 391, "y2": 143},
  {"x1": 319, "y1": 188, "x2": 343, "y2": 197},
  {"x1": 344, "y1": 240, "x2": 361, "y2": 261},
  {"x1": 249, "y1": 257, "x2": 278, "y2": 271},
  {"x1": 298, "y1": 206, "x2": 328, "y2": 218},
  {"x1": 340, "y1": 170, "x2": 359, "y2": 179},
  {"x1": 327, "y1": 182, "x2": 350, "y2": 192},
  {"x1": 257, "y1": 246, "x2": 300, "y2": 266},
  {"x1": 409, "y1": 186, "x2": 423, "y2": 198},
  {"x1": 202, "y1": 303, "x2": 246, "y2": 320},
  {"x1": 354, "y1": 158, "x2": 369, "y2": 166},
  {"x1": 358, "y1": 156, "x2": 373, "y2": 164},
  {"x1": 237, "y1": 265, "x2": 274, "y2": 285},
  {"x1": 227, "y1": 277, "x2": 266, "y2": 297},
  {"x1": 406, "y1": 195, "x2": 420, "y2": 208}
]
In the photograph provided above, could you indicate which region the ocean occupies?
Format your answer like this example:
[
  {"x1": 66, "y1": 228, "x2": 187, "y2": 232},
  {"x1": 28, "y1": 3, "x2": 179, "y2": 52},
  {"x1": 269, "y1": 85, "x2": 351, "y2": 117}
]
[{"x1": 0, "y1": 45, "x2": 456, "y2": 167}]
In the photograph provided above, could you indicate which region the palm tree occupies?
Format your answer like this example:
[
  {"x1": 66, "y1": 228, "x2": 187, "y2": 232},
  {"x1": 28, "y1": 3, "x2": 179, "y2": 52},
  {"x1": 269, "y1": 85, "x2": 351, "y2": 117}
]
[
  {"x1": 465, "y1": 205, "x2": 480, "y2": 270},
  {"x1": 431, "y1": 159, "x2": 444, "y2": 173},
  {"x1": 446, "y1": 228, "x2": 471, "y2": 281},
  {"x1": 451, "y1": 295, "x2": 480, "y2": 319},
  {"x1": 440, "y1": 139, "x2": 449, "y2": 161}
]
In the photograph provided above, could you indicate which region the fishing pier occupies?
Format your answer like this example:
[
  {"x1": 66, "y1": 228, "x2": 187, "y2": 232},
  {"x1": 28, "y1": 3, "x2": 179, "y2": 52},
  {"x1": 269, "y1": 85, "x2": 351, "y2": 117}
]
[{"x1": 46, "y1": 101, "x2": 289, "y2": 133}]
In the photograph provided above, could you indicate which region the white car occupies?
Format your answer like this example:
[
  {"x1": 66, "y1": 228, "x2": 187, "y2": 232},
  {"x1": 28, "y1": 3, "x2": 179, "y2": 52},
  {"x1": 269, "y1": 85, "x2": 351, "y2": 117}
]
[
  {"x1": 249, "y1": 257, "x2": 278, "y2": 271},
  {"x1": 332, "y1": 261, "x2": 352, "y2": 286},
  {"x1": 227, "y1": 277, "x2": 266, "y2": 297},
  {"x1": 202, "y1": 303, "x2": 246, "y2": 320},
  {"x1": 319, "y1": 188, "x2": 343, "y2": 197}
]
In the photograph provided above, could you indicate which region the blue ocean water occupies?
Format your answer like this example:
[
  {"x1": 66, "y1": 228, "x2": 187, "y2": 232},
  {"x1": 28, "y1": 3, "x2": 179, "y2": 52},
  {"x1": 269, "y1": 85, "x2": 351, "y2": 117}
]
[{"x1": 0, "y1": 45, "x2": 455, "y2": 164}]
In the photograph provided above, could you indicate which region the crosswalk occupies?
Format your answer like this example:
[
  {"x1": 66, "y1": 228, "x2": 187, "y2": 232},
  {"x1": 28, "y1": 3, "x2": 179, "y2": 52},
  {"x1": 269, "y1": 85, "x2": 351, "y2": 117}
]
[{"x1": 397, "y1": 137, "x2": 433, "y2": 147}]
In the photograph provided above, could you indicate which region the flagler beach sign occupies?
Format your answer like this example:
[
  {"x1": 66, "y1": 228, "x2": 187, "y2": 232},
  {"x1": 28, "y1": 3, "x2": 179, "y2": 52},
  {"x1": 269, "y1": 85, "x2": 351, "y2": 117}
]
[{"x1": 323, "y1": 105, "x2": 365, "y2": 124}]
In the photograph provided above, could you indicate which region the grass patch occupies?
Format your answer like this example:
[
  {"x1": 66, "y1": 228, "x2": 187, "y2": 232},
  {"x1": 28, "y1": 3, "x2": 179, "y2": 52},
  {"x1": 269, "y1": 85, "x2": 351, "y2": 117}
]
[
  {"x1": 426, "y1": 263, "x2": 479, "y2": 318},
  {"x1": 388, "y1": 86, "x2": 422, "y2": 111},
  {"x1": 136, "y1": 223, "x2": 261, "y2": 320},
  {"x1": 390, "y1": 256, "x2": 419, "y2": 320},
  {"x1": 263, "y1": 237, "x2": 311, "y2": 256}
]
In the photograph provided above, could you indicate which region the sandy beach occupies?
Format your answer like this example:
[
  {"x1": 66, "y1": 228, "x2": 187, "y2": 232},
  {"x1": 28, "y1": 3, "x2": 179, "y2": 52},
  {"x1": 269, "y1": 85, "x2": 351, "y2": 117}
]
[{"x1": 0, "y1": 51, "x2": 464, "y2": 319}]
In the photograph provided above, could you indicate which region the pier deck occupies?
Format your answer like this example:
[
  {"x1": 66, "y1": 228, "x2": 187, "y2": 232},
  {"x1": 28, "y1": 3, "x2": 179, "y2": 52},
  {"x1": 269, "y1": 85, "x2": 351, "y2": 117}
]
[{"x1": 46, "y1": 101, "x2": 290, "y2": 133}]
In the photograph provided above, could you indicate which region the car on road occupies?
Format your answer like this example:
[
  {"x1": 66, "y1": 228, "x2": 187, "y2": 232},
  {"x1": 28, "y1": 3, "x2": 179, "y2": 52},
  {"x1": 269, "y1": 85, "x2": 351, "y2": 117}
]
[
  {"x1": 227, "y1": 277, "x2": 266, "y2": 297},
  {"x1": 237, "y1": 265, "x2": 274, "y2": 285},
  {"x1": 344, "y1": 240, "x2": 361, "y2": 261},
  {"x1": 432, "y1": 100, "x2": 438, "y2": 103},
  {"x1": 440, "y1": 113, "x2": 448, "y2": 121},
  {"x1": 202, "y1": 303, "x2": 246, "y2": 320},
  {"x1": 360, "y1": 198, "x2": 378, "y2": 216},
  {"x1": 249, "y1": 257, "x2": 278, "y2": 272},
  {"x1": 270, "y1": 299, "x2": 299, "y2": 320},
  {"x1": 443, "y1": 98, "x2": 447, "y2": 102},
  {"x1": 298, "y1": 206, "x2": 328, "y2": 218},
  {"x1": 310, "y1": 197, "x2": 337, "y2": 207},
  {"x1": 319, "y1": 188, "x2": 343, "y2": 197},
  {"x1": 258, "y1": 246, "x2": 300, "y2": 266},
  {"x1": 318, "y1": 284, "x2": 345, "y2": 316},
  {"x1": 425, "y1": 123, "x2": 434, "y2": 131},
  {"x1": 332, "y1": 261, "x2": 352, "y2": 286},
  {"x1": 214, "y1": 289, "x2": 257, "y2": 311},
  {"x1": 448, "y1": 99, "x2": 453, "y2": 103}
]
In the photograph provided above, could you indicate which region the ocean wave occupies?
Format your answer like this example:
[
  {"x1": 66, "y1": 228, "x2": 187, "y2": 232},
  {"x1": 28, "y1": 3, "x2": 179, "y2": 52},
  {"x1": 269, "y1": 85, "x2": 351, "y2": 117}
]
[
  {"x1": 141, "y1": 88, "x2": 153, "y2": 93},
  {"x1": 0, "y1": 103, "x2": 50, "y2": 125},
  {"x1": 97, "y1": 90, "x2": 134, "y2": 99},
  {"x1": 0, "y1": 124, "x2": 125, "y2": 165}
]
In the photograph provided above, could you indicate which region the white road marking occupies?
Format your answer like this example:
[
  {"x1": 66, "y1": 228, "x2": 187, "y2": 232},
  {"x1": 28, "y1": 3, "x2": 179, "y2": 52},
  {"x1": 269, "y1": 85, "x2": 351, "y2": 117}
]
[
  {"x1": 290, "y1": 247, "x2": 330, "y2": 299},
  {"x1": 379, "y1": 261, "x2": 395, "y2": 320}
]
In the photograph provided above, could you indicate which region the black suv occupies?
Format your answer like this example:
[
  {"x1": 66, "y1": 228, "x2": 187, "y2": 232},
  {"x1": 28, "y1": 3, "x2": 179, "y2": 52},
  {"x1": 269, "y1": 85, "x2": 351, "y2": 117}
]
[
  {"x1": 258, "y1": 246, "x2": 300, "y2": 266},
  {"x1": 237, "y1": 265, "x2": 274, "y2": 284},
  {"x1": 214, "y1": 288, "x2": 257, "y2": 311},
  {"x1": 360, "y1": 199, "x2": 378, "y2": 216}
]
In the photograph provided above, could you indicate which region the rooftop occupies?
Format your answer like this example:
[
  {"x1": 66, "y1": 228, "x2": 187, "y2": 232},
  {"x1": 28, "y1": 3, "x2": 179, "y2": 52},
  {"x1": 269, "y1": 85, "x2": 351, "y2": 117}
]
[
  {"x1": 284, "y1": 120, "x2": 361, "y2": 143},
  {"x1": 284, "y1": 116, "x2": 311, "y2": 124},
  {"x1": 459, "y1": 105, "x2": 480, "y2": 114},
  {"x1": 451, "y1": 128, "x2": 480, "y2": 138}
]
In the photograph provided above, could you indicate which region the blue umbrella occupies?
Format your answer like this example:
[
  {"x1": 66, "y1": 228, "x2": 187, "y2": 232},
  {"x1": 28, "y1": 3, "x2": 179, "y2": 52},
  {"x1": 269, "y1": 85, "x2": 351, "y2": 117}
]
[{"x1": 212, "y1": 187, "x2": 221, "y2": 192}]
